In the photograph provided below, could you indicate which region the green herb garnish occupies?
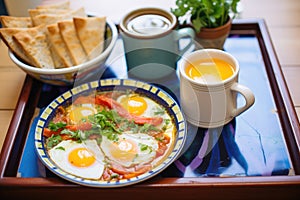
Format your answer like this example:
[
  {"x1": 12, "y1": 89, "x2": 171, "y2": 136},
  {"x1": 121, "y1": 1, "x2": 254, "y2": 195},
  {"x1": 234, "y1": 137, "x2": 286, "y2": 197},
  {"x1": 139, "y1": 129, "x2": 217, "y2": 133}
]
[
  {"x1": 46, "y1": 134, "x2": 62, "y2": 149},
  {"x1": 55, "y1": 146, "x2": 65, "y2": 151},
  {"x1": 48, "y1": 121, "x2": 66, "y2": 131},
  {"x1": 154, "y1": 107, "x2": 165, "y2": 115},
  {"x1": 139, "y1": 123, "x2": 160, "y2": 133},
  {"x1": 61, "y1": 129, "x2": 82, "y2": 141},
  {"x1": 139, "y1": 143, "x2": 149, "y2": 151}
]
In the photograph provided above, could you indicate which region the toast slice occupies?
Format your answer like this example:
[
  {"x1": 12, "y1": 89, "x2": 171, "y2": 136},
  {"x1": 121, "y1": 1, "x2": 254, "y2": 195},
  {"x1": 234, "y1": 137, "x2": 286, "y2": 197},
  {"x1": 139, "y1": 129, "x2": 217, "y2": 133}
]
[
  {"x1": 49, "y1": 44, "x2": 66, "y2": 69},
  {"x1": 31, "y1": 13, "x2": 70, "y2": 26},
  {"x1": 73, "y1": 16, "x2": 106, "y2": 60},
  {"x1": 13, "y1": 25, "x2": 55, "y2": 69},
  {"x1": 47, "y1": 23, "x2": 73, "y2": 68},
  {"x1": 0, "y1": 16, "x2": 32, "y2": 28},
  {"x1": 28, "y1": 8, "x2": 70, "y2": 20},
  {"x1": 58, "y1": 20, "x2": 87, "y2": 65},
  {"x1": 32, "y1": 7, "x2": 86, "y2": 26},
  {"x1": 0, "y1": 28, "x2": 34, "y2": 64},
  {"x1": 70, "y1": 7, "x2": 87, "y2": 17},
  {"x1": 36, "y1": 1, "x2": 70, "y2": 10}
]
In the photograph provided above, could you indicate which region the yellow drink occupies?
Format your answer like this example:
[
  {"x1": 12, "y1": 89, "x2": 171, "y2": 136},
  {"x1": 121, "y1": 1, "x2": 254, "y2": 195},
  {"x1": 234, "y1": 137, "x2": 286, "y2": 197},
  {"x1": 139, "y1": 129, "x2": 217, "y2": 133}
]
[{"x1": 185, "y1": 58, "x2": 234, "y2": 83}]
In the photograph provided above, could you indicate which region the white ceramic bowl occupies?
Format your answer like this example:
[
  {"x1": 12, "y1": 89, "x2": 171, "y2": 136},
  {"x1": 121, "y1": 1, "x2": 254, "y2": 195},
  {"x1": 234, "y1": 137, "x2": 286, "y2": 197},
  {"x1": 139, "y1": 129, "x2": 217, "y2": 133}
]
[{"x1": 9, "y1": 18, "x2": 118, "y2": 86}]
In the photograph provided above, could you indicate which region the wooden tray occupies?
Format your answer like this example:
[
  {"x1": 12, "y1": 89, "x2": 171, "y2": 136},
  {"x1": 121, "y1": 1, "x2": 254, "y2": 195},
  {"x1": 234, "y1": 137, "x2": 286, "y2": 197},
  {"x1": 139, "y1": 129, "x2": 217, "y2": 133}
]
[{"x1": 1, "y1": 19, "x2": 300, "y2": 199}]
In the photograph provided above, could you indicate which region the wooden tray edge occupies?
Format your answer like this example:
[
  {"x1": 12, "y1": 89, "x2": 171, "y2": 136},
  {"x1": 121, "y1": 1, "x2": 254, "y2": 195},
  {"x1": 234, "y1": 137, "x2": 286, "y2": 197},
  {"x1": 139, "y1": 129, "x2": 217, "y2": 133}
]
[{"x1": 0, "y1": 19, "x2": 299, "y2": 194}]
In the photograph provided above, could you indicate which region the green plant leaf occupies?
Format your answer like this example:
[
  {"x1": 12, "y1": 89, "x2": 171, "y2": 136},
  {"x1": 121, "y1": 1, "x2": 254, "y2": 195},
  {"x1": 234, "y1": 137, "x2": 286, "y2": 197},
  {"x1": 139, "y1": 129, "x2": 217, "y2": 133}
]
[
  {"x1": 171, "y1": 0, "x2": 240, "y2": 30},
  {"x1": 192, "y1": 17, "x2": 204, "y2": 32}
]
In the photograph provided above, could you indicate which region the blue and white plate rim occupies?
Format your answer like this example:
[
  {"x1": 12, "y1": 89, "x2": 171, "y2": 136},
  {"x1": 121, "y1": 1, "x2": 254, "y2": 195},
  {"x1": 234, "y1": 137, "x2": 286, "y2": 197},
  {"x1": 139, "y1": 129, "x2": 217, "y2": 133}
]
[{"x1": 34, "y1": 78, "x2": 187, "y2": 187}]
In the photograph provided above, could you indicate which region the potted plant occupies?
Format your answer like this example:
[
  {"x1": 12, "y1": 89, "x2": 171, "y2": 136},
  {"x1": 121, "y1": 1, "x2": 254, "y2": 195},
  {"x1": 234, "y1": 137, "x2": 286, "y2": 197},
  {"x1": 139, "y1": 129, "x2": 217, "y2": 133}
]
[{"x1": 171, "y1": 0, "x2": 240, "y2": 49}]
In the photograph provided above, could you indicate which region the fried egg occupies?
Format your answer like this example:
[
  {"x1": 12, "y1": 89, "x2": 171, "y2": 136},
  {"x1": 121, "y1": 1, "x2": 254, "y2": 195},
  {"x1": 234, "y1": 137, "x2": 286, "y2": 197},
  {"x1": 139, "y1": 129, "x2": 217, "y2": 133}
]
[
  {"x1": 48, "y1": 139, "x2": 105, "y2": 179},
  {"x1": 67, "y1": 103, "x2": 97, "y2": 124},
  {"x1": 101, "y1": 132, "x2": 159, "y2": 167},
  {"x1": 117, "y1": 94, "x2": 164, "y2": 117}
]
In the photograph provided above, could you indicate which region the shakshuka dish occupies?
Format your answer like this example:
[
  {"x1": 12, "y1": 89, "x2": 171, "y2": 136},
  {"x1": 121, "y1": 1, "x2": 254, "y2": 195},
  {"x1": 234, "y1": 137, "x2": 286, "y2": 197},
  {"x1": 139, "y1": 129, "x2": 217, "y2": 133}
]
[{"x1": 43, "y1": 90, "x2": 176, "y2": 181}]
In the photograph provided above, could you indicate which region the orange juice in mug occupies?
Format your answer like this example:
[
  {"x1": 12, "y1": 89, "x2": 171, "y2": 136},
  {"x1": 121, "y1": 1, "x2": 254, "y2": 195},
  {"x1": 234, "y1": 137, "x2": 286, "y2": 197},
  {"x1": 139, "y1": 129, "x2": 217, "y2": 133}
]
[
  {"x1": 179, "y1": 49, "x2": 255, "y2": 128},
  {"x1": 185, "y1": 58, "x2": 235, "y2": 83}
]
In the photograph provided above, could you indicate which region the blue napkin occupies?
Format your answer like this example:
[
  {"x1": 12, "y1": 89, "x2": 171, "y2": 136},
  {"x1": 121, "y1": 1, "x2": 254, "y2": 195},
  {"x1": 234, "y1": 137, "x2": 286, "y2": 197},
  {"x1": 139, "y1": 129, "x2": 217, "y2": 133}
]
[
  {"x1": 18, "y1": 112, "x2": 46, "y2": 177},
  {"x1": 161, "y1": 118, "x2": 291, "y2": 177}
]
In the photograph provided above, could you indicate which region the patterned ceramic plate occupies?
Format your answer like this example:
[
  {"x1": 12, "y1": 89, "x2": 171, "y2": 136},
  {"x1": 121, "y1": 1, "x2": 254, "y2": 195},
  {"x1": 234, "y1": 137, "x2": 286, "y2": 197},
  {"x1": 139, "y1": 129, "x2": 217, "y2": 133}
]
[{"x1": 34, "y1": 78, "x2": 186, "y2": 187}]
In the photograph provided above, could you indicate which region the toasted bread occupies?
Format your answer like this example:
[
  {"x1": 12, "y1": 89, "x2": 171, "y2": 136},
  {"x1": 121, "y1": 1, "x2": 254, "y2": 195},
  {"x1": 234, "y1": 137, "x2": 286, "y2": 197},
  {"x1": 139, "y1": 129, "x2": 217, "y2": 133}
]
[
  {"x1": 49, "y1": 43, "x2": 66, "y2": 69},
  {"x1": 28, "y1": 8, "x2": 70, "y2": 20},
  {"x1": 73, "y1": 16, "x2": 106, "y2": 60},
  {"x1": 36, "y1": 1, "x2": 70, "y2": 10},
  {"x1": 0, "y1": 16, "x2": 32, "y2": 28},
  {"x1": 58, "y1": 20, "x2": 87, "y2": 65},
  {"x1": 13, "y1": 25, "x2": 55, "y2": 69},
  {"x1": 0, "y1": 28, "x2": 34, "y2": 64},
  {"x1": 70, "y1": 7, "x2": 87, "y2": 18},
  {"x1": 47, "y1": 23, "x2": 73, "y2": 68},
  {"x1": 0, "y1": 3, "x2": 106, "y2": 70},
  {"x1": 32, "y1": 7, "x2": 86, "y2": 26},
  {"x1": 32, "y1": 14, "x2": 69, "y2": 26}
]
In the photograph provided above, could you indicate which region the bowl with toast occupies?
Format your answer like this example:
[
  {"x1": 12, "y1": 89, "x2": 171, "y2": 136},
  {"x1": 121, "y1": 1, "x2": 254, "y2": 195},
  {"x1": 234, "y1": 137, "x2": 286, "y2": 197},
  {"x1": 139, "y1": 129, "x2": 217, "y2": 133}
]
[{"x1": 0, "y1": 1, "x2": 118, "y2": 86}]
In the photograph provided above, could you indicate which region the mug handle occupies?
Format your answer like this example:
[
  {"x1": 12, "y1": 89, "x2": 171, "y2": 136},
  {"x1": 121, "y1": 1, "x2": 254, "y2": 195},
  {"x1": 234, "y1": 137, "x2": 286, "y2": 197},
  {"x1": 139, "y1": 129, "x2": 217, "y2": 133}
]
[
  {"x1": 230, "y1": 83, "x2": 255, "y2": 117},
  {"x1": 175, "y1": 27, "x2": 195, "y2": 58}
]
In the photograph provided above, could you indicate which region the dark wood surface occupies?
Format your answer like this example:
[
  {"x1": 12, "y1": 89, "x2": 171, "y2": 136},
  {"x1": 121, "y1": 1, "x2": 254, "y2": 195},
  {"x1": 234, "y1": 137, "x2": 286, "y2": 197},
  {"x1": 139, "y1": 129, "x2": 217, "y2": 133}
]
[{"x1": 0, "y1": 19, "x2": 299, "y2": 199}]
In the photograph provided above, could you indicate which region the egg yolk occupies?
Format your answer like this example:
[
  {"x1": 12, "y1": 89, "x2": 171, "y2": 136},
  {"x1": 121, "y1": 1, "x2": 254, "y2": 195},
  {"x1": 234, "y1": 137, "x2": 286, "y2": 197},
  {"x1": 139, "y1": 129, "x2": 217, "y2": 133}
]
[
  {"x1": 111, "y1": 139, "x2": 137, "y2": 162},
  {"x1": 120, "y1": 96, "x2": 147, "y2": 116},
  {"x1": 68, "y1": 147, "x2": 96, "y2": 167},
  {"x1": 69, "y1": 106, "x2": 96, "y2": 123}
]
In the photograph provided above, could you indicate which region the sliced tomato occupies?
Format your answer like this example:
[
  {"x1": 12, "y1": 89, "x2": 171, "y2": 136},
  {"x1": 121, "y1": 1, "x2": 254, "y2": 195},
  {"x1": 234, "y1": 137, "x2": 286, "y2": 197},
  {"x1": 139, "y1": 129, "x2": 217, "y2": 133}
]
[
  {"x1": 95, "y1": 95, "x2": 163, "y2": 126},
  {"x1": 122, "y1": 173, "x2": 139, "y2": 179},
  {"x1": 95, "y1": 95, "x2": 130, "y2": 117},
  {"x1": 43, "y1": 128, "x2": 61, "y2": 138},
  {"x1": 156, "y1": 143, "x2": 168, "y2": 157},
  {"x1": 60, "y1": 134, "x2": 73, "y2": 140},
  {"x1": 132, "y1": 116, "x2": 163, "y2": 126},
  {"x1": 66, "y1": 122, "x2": 93, "y2": 131},
  {"x1": 73, "y1": 95, "x2": 96, "y2": 105},
  {"x1": 158, "y1": 134, "x2": 170, "y2": 145}
]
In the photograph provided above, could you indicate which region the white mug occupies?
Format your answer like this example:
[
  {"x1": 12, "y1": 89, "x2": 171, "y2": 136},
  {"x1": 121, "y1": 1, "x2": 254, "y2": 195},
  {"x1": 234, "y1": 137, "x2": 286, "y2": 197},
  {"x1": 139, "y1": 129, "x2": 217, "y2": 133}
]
[{"x1": 179, "y1": 49, "x2": 255, "y2": 128}]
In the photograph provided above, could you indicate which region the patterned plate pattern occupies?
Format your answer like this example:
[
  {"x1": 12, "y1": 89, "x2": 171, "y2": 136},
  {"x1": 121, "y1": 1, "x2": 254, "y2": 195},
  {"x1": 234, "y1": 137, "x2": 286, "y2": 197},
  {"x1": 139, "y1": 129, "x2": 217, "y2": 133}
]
[{"x1": 34, "y1": 78, "x2": 186, "y2": 187}]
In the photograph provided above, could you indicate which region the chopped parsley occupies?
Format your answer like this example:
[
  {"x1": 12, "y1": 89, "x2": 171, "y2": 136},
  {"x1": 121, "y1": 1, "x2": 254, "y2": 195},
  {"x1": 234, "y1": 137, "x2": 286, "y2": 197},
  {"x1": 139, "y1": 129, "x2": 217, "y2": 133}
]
[
  {"x1": 139, "y1": 143, "x2": 149, "y2": 151},
  {"x1": 139, "y1": 123, "x2": 160, "y2": 133},
  {"x1": 46, "y1": 134, "x2": 62, "y2": 149},
  {"x1": 154, "y1": 107, "x2": 165, "y2": 115},
  {"x1": 55, "y1": 146, "x2": 65, "y2": 151},
  {"x1": 61, "y1": 129, "x2": 82, "y2": 140},
  {"x1": 48, "y1": 121, "x2": 66, "y2": 131}
]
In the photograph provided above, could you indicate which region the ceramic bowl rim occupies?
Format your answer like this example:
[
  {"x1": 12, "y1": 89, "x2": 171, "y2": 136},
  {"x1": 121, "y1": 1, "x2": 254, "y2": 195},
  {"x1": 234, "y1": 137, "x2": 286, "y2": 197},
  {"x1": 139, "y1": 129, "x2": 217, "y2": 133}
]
[{"x1": 8, "y1": 18, "x2": 118, "y2": 75}]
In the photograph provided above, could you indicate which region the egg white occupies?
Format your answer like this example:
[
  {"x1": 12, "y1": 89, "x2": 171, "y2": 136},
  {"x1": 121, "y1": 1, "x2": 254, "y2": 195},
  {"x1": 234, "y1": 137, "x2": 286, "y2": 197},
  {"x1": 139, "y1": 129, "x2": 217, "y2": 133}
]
[
  {"x1": 100, "y1": 132, "x2": 159, "y2": 168},
  {"x1": 48, "y1": 139, "x2": 105, "y2": 179}
]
